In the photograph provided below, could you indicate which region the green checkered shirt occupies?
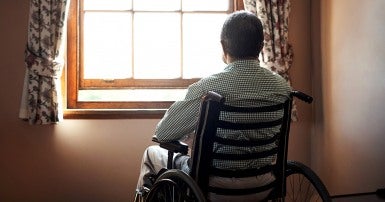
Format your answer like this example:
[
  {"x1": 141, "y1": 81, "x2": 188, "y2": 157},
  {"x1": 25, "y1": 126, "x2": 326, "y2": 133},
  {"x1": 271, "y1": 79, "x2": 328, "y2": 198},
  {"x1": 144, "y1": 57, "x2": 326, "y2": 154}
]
[{"x1": 155, "y1": 59, "x2": 291, "y2": 169}]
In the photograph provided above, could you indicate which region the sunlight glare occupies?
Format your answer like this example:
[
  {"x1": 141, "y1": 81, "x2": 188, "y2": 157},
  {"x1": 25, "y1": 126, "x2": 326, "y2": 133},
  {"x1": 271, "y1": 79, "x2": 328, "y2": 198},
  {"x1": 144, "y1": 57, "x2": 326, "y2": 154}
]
[
  {"x1": 134, "y1": 13, "x2": 181, "y2": 79},
  {"x1": 83, "y1": 12, "x2": 132, "y2": 79},
  {"x1": 183, "y1": 13, "x2": 227, "y2": 78}
]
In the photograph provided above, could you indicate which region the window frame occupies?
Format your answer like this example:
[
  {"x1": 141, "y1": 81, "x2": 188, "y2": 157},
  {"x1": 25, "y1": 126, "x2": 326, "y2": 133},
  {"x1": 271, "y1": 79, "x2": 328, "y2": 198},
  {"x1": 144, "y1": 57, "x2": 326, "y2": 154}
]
[{"x1": 65, "y1": 0, "x2": 243, "y2": 119}]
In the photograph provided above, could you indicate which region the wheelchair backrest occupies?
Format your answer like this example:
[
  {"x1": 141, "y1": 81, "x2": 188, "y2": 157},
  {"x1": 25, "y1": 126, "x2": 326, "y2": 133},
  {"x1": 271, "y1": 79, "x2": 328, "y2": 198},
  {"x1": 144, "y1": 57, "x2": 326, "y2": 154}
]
[{"x1": 190, "y1": 91, "x2": 293, "y2": 199}]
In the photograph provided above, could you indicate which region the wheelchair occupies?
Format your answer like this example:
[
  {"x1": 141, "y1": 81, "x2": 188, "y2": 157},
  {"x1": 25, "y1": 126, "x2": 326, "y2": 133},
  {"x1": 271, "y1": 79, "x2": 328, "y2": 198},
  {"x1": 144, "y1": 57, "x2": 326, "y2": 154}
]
[{"x1": 134, "y1": 91, "x2": 331, "y2": 202}]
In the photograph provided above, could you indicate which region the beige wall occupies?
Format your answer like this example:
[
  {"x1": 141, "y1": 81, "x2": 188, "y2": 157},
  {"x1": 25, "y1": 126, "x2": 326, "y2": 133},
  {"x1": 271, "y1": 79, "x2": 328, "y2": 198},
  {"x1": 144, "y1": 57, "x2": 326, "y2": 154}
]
[
  {"x1": 312, "y1": 0, "x2": 385, "y2": 195},
  {"x1": 0, "y1": 0, "x2": 316, "y2": 201}
]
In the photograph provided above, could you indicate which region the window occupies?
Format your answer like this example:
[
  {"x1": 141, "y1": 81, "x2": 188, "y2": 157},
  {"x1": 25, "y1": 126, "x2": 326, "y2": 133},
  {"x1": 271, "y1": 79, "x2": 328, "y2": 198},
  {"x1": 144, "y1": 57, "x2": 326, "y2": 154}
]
[{"x1": 66, "y1": 0, "x2": 240, "y2": 118}]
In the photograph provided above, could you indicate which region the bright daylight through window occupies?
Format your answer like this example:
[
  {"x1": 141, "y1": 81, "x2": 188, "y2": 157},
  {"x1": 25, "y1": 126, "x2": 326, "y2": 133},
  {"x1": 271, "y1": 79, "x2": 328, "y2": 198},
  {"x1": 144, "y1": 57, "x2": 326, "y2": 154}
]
[{"x1": 67, "y1": 0, "x2": 233, "y2": 113}]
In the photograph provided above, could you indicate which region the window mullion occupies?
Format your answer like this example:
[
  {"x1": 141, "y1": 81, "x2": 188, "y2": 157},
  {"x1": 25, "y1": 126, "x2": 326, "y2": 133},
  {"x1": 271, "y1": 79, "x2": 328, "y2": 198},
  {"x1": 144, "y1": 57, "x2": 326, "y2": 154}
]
[
  {"x1": 180, "y1": 2, "x2": 184, "y2": 79},
  {"x1": 131, "y1": 1, "x2": 135, "y2": 79}
]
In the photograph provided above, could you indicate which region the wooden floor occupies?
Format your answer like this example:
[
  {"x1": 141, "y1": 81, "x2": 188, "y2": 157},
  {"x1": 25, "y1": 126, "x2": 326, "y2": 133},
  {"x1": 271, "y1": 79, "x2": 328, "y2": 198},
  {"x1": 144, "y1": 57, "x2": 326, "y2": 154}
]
[{"x1": 332, "y1": 192, "x2": 385, "y2": 202}]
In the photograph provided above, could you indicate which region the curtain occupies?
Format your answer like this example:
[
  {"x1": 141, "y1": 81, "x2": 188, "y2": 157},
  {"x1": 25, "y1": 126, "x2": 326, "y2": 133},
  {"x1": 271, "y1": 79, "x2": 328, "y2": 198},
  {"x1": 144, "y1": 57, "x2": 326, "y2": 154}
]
[
  {"x1": 243, "y1": 0, "x2": 297, "y2": 120},
  {"x1": 19, "y1": 0, "x2": 70, "y2": 125}
]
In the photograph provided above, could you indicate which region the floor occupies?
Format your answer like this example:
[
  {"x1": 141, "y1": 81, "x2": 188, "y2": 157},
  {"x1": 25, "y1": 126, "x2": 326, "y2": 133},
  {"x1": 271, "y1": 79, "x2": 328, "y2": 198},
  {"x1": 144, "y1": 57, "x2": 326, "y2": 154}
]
[{"x1": 332, "y1": 192, "x2": 385, "y2": 202}]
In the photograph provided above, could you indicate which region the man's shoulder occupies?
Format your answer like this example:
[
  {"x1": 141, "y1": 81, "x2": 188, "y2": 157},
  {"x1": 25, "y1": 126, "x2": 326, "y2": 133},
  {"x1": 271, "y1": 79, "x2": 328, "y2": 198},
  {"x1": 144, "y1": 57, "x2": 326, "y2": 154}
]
[{"x1": 194, "y1": 70, "x2": 230, "y2": 85}]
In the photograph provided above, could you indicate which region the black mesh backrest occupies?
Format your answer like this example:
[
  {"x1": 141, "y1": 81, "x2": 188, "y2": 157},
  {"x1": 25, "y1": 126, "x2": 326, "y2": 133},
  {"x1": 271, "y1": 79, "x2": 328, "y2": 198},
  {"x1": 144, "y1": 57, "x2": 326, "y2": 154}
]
[{"x1": 190, "y1": 91, "x2": 293, "y2": 199}]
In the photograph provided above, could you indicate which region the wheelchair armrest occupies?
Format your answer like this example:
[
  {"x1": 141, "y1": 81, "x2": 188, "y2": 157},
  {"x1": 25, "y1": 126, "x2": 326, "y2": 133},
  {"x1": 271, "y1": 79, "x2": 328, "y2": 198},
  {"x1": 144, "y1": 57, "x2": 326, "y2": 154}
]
[{"x1": 152, "y1": 136, "x2": 189, "y2": 155}]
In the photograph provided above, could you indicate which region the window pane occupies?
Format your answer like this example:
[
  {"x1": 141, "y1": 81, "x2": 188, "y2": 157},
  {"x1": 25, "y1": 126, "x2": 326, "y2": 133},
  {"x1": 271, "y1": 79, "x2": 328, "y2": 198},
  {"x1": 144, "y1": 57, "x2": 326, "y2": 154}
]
[
  {"x1": 183, "y1": 13, "x2": 227, "y2": 78},
  {"x1": 83, "y1": 12, "x2": 132, "y2": 79},
  {"x1": 134, "y1": 13, "x2": 181, "y2": 79},
  {"x1": 182, "y1": 0, "x2": 229, "y2": 11},
  {"x1": 133, "y1": 0, "x2": 180, "y2": 11},
  {"x1": 83, "y1": 0, "x2": 132, "y2": 10}
]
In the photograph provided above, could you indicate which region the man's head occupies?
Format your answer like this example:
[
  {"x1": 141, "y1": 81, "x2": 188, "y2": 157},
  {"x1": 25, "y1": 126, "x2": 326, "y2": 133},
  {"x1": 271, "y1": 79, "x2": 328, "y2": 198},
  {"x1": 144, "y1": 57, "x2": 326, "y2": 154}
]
[{"x1": 220, "y1": 11, "x2": 264, "y2": 62}]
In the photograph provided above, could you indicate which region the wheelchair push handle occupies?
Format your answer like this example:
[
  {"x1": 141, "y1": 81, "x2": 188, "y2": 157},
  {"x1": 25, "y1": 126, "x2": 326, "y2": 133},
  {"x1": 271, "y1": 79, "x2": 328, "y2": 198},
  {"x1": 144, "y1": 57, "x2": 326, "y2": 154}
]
[{"x1": 291, "y1": 91, "x2": 313, "y2": 104}]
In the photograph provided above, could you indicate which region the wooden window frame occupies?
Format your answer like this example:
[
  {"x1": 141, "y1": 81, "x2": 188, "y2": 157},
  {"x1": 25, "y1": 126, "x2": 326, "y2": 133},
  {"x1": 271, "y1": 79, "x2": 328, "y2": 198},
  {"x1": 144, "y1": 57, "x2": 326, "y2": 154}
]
[{"x1": 65, "y1": 0, "x2": 243, "y2": 119}]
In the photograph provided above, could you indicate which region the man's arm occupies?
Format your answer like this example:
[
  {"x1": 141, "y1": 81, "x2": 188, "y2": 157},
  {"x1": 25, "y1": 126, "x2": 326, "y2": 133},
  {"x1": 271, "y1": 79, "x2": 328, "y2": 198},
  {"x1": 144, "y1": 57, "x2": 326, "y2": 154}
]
[{"x1": 155, "y1": 83, "x2": 204, "y2": 142}]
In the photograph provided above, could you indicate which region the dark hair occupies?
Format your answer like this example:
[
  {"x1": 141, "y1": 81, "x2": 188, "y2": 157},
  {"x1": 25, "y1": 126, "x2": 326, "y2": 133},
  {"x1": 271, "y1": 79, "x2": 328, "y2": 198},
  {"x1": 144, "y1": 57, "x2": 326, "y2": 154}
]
[{"x1": 220, "y1": 11, "x2": 264, "y2": 59}]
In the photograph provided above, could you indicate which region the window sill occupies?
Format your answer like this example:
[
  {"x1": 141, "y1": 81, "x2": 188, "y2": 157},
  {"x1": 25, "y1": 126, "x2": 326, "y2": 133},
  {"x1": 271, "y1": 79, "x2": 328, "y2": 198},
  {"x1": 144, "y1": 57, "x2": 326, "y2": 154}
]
[{"x1": 64, "y1": 109, "x2": 166, "y2": 119}]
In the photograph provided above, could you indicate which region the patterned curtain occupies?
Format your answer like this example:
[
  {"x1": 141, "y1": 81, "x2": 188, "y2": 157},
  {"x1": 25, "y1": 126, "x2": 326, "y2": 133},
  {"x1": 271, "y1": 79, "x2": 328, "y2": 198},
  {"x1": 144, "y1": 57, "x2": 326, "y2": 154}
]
[
  {"x1": 243, "y1": 0, "x2": 297, "y2": 120},
  {"x1": 19, "y1": 0, "x2": 70, "y2": 125}
]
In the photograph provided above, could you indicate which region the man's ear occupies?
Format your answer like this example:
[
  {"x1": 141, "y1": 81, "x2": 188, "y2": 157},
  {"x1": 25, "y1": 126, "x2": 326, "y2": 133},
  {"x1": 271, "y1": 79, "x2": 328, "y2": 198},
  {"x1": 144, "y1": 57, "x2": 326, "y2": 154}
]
[
  {"x1": 220, "y1": 40, "x2": 228, "y2": 64},
  {"x1": 220, "y1": 40, "x2": 226, "y2": 54}
]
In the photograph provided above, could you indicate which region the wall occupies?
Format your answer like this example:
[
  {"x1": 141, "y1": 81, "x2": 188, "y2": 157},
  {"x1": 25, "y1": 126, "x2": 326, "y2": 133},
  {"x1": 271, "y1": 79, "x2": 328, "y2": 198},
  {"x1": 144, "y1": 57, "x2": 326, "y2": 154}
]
[
  {"x1": 0, "y1": 0, "x2": 312, "y2": 201},
  {"x1": 287, "y1": 0, "x2": 313, "y2": 166},
  {"x1": 312, "y1": 0, "x2": 385, "y2": 195}
]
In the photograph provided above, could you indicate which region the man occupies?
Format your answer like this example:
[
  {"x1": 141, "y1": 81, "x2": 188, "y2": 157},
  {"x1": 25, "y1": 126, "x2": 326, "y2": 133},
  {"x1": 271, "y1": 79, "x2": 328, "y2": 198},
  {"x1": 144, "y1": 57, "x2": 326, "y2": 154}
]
[{"x1": 136, "y1": 10, "x2": 291, "y2": 201}]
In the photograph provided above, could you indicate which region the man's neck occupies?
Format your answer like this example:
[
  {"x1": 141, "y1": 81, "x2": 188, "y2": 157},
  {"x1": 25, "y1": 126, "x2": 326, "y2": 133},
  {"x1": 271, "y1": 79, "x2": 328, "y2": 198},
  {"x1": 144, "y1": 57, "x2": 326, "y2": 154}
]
[{"x1": 227, "y1": 57, "x2": 259, "y2": 64}]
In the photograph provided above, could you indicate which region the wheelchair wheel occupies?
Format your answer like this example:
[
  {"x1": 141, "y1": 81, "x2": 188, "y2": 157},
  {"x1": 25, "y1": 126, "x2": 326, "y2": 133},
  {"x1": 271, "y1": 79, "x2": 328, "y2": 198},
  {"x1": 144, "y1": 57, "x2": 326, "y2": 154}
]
[
  {"x1": 145, "y1": 169, "x2": 206, "y2": 202},
  {"x1": 285, "y1": 161, "x2": 331, "y2": 202}
]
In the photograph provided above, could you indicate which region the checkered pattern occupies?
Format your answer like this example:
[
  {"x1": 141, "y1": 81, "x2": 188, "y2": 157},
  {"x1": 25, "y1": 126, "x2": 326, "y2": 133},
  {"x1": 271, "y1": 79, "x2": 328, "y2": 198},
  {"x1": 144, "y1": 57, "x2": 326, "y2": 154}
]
[{"x1": 155, "y1": 59, "x2": 291, "y2": 169}]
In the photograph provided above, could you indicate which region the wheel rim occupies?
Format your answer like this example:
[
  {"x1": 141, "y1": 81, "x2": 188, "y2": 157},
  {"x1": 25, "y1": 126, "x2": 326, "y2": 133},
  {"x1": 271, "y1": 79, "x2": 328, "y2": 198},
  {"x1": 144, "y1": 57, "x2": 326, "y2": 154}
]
[
  {"x1": 285, "y1": 172, "x2": 323, "y2": 202},
  {"x1": 146, "y1": 170, "x2": 205, "y2": 202}
]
